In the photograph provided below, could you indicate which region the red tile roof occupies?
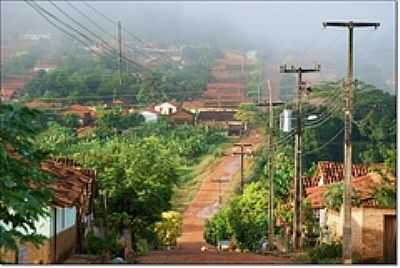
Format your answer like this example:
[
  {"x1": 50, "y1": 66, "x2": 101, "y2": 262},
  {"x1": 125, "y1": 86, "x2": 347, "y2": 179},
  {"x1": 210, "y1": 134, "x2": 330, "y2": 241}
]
[
  {"x1": 305, "y1": 172, "x2": 393, "y2": 209},
  {"x1": 304, "y1": 161, "x2": 370, "y2": 189},
  {"x1": 41, "y1": 158, "x2": 96, "y2": 209}
]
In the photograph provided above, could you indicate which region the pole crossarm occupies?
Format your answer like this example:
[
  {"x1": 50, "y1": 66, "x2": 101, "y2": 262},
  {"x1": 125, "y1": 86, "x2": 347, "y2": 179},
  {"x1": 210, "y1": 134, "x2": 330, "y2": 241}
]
[
  {"x1": 323, "y1": 21, "x2": 380, "y2": 28},
  {"x1": 280, "y1": 64, "x2": 321, "y2": 74}
]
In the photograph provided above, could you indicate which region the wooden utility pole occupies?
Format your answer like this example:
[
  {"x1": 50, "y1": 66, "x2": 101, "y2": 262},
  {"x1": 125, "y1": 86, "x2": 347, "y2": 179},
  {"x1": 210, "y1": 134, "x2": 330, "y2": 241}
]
[
  {"x1": 234, "y1": 143, "x2": 252, "y2": 193},
  {"x1": 280, "y1": 64, "x2": 320, "y2": 250},
  {"x1": 323, "y1": 20, "x2": 380, "y2": 264},
  {"x1": 266, "y1": 79, "x2": 274, "y2": 250}
]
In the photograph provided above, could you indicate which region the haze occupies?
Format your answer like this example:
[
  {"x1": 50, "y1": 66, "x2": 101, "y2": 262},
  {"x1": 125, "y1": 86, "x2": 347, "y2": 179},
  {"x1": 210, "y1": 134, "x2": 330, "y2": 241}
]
[{"x1": 1, "y1": 1, "x2": 395, "y2": 93}]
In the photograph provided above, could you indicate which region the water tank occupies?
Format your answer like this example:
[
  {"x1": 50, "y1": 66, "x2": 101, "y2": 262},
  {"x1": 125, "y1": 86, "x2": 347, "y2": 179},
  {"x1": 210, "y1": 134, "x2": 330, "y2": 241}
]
[{"x1": 280, "y1": 109, "x2": 293, "y2": 132}]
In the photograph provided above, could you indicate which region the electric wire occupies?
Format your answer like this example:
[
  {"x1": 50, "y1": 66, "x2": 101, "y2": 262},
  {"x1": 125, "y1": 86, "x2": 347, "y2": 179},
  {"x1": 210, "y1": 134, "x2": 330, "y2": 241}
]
[{"x1": 303, "y1": 127, "x2": 344, "y2": 155}]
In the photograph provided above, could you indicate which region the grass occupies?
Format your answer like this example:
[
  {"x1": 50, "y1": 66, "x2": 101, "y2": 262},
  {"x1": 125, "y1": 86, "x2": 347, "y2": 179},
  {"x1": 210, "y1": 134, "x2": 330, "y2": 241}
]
[{"x1": 170, "y1": 142, "x2": 232, "y2": 213}]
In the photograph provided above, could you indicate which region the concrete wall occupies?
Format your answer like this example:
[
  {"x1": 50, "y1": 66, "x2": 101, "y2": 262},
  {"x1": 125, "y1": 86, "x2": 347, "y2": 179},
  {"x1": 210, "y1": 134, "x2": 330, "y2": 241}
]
[
  {"x1": 325, "y1": 207, "x2": 363, "y2": 255},
  {"x1": 361, "y1": 208, "x2": 395, "y2": 262},
  {"x1": 325, "y1": 207, "x2": 396, "y2": 262}
]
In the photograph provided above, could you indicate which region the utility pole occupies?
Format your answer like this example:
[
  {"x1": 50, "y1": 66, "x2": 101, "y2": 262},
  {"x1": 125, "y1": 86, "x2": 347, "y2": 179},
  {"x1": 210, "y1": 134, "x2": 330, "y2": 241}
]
[
  {"x1": 266, "y1": 79, "x2": 274, "y2": 250},
  {"x1": 323, "y1": 20, "x2": 380, "y2": 264},
  {"x1": 234, "y1": 143, "x2": 252, "y2": 193},
  {"x1": 280, "y1": 64, "x2": 320, "y2": 250},
  {"x1": 115, "y1": 20, "x2": 123, "y2": 102}
]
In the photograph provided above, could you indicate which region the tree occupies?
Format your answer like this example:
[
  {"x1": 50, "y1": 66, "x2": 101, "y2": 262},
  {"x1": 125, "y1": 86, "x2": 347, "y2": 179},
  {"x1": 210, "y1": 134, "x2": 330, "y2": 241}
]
[
  {"x1": 70, "y1": 136, "x2": 180, "y2": 257},
  {"x1": 0, "y1": 104, "x2": 52, "y2": 252},
  {"x1": 227, "y1": 182, "x2": 268, "y2": 251},
  {"x1": 234, "y1": 103, "x2": 261, "y2": 129},
  {"x1": 323, "y1": 183, "x2": 360, "y2": 212}
]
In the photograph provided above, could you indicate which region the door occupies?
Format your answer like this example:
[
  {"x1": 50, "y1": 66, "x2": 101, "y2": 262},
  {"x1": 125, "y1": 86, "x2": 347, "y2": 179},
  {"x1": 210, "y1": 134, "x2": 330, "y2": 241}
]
[{"x1": 384, "y1": 215, "x2": 396, "y2": 263}]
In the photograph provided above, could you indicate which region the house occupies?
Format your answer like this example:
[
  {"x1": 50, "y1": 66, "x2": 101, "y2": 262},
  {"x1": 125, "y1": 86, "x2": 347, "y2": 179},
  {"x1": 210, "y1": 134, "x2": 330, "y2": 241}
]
[
  {"x1": 33, "y1": 64, "x2": 56, "y2": 73},
  {"x1": 196, "y1": 108, "x2": 238, "y2": 128},
  {"x1": 304, "y1": 161, "x2": 396, "y2": 263},
  {"x1": 63, "y1": 105, "x2": 97, "y2": 126},
  {"x1": 0, "y1": 158, "x2": 96, "y2": 264},
  {"x1": 227, "y1": 121, "x2": 245, "y2": 136},
  {"x1": 154, "y1": 102, "x2": 178, "y2": 115},
  {"x1": 167, "y1": 109, "x2": 194, "y2": 125}
]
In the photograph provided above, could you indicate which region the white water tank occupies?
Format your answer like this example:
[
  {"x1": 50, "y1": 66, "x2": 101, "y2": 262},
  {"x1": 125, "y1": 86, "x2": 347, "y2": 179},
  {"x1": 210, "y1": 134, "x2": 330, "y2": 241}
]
[{"x1": 280, "y1": 109, "x2": 293, "y2": 132}]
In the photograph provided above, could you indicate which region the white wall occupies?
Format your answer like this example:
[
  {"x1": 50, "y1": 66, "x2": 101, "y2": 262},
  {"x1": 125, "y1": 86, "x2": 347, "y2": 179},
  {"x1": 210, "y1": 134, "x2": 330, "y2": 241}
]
[
  {"x1": 49, "y1": 207, "x2": 76, "y2": 238},
  {"x1": 154, "y1": 103, "x2": 177, "y2": 115}
]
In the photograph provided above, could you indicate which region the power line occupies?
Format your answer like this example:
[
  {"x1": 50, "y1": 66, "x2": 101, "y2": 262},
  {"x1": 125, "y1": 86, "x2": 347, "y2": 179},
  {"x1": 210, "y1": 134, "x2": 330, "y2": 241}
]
[
  {"x1": 65, "y1": 1, "x2": 115, "y2": 41},
  {"x1": 303, "y1": 127, "x2": 344, "y2": 155},
  {"x1": 30, "y1": 1, "x2": 147, "y2": 72}
]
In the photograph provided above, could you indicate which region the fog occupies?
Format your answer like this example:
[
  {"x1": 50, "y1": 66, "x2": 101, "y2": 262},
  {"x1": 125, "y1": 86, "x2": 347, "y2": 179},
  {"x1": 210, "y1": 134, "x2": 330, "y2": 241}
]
[{"x1": 1, "y1": 1, "x2": 396, "y2": 92}]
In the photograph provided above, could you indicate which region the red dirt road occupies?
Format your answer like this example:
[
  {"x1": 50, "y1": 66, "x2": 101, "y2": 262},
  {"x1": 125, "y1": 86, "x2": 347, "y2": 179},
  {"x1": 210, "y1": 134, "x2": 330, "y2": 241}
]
[{"x1": 137, "y1": 131, "x2": 292, "y2": 264}]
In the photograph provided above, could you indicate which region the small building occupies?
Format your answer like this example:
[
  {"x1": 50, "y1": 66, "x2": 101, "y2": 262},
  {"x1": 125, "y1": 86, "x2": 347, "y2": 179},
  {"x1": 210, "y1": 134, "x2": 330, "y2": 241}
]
[
  {"x1": 63, "y1": 105, "x2": 96, "y2": 126},
  {"x1": 0, "y1": 158, "x2": 96, "y2": 264},
  {"x1": 304, "y1": 162, "x2": 396, "y2": 263},
  {"x1": 196, "y1": 108, "x2": 238, "y2": 125},
  {"x1": 33, "y1": 64, "x2": 56, "y2": 73},
  {"x1": 154, "y1": 102, "x2": 178, "y2": 115},
  {"x1": 167, "y1": 109, "x2": 194, "y2": 125},
  {"x1": 140, "y1": 111, "x2": 159, "y2": 123},
  {"x1": 227, "y1": 121, "x2": 244, "y2": 136}
]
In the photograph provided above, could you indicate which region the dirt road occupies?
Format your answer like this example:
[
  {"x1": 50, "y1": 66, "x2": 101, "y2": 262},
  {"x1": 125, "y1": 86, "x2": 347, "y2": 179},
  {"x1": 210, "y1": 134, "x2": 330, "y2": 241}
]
[{"x1": 137, "y1": 130, "x2": 292, "y2": 264}]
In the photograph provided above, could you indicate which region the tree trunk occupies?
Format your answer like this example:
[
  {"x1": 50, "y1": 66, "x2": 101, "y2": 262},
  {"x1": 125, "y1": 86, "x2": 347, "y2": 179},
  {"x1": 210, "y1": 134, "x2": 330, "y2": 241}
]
[{"x1": 123, "y1": 225, "x2": 135, "y2": 263}]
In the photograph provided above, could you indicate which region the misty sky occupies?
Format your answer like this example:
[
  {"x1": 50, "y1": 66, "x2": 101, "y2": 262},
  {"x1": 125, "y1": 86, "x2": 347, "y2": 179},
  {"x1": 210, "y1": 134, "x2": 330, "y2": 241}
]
[{"x1": 1, "y1": 1, "x2": 396, "y2": 92}]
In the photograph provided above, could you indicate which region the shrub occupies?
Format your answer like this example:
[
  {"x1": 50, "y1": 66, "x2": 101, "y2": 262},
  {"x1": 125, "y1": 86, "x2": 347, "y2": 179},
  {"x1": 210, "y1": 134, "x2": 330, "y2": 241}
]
[
  {"x1": 135, "y1": 239, "x2": 150, "y2": 256},
  {"x1": 154, "y1": 211, "x2": 183, "y2": 248},
  {"x1": 85, "y1": 230, "x2": 121, "y2": 257},
  {"x1": 308, "y1": 242, "x2": 342, "y2": 264},
  {"x1": 204, "y1": 207, "x2": 232, "y2": 246},
  {"x1": 227, "y1": 182, "x2": 268, "y2": 251}
]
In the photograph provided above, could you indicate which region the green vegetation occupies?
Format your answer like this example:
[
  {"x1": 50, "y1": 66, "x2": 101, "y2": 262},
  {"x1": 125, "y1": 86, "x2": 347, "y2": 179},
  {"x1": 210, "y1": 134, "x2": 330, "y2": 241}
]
[
  {"x1": 234, "y1": 103, "x2": 262, "y2": 128},
  {"x1": 154, "y1": 211, "x2": 183, "y2": 248},
  {"x1": 0, "y1": 104, "x2": 52, "y2": 252},
  {"x1": 323, "y1": 183, "x2": 361, "y2": 212},
  {"x1": 204, "y1": 182, "x2": 268, "y2": 251},
  {"x1": 21, "y1": 47, "x2": 216, "y2": 104},
  {"x1": 373, "y1": 184, "x2": 396, "y2": 208},
  {"x1": 32, "y1": 108, "x2": 227, "y2": 257}
]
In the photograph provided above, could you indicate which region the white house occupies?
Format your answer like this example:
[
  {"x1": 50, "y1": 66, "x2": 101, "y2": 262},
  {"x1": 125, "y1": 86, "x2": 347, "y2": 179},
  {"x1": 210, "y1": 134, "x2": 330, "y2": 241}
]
[
  {"x1": 140, "y1": 111, "x2": 158, "y2": 123},
  {"x1": 154, "y1": 102, "x2": 178, "y2": 115}
]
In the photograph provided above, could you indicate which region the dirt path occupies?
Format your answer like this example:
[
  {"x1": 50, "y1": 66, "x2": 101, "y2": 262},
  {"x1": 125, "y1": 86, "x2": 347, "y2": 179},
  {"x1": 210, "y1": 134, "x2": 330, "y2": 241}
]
[{"x1": 137, "y1": 130, "x2": 293, "y2": 264}]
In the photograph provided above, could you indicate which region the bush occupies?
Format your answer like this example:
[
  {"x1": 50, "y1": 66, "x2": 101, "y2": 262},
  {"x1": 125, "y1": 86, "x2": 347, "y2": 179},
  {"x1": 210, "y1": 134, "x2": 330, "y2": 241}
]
[
  {"x1": 308, "y1": 242, "x2": 342, "y2": 264},
  {"x1": 85, "y1": 230, "x2": 122, "y2": 258},
  {"x1": 204, "y1": 208, "x2": 232, "y2": 246},
  {"x1": 135, "y1": 239, "x2": 150, "y2": 256},
  {"x1": 154, "y1": 211, "x2": 183, "y2": 248}
]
